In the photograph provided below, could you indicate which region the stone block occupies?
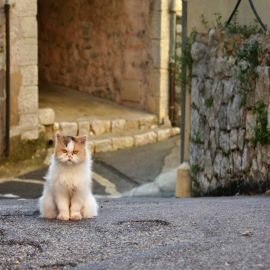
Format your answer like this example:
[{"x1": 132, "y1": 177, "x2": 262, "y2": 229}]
[
  {"x1": 230, "y1": 129, "x2": 238, "y2": 150},
  {"x1": 15, "y1": 0, "x2": 37, "y2": 16},
  {"x1": 53, "y1": 122, "x2": 60, "y2": 133},
  {"x1": 38, "y1": 108, "x2": 55, "y2": 125},
  {"x1": 21, "y1": 16, "x2": 37, "y2": 38},
  {"x1": 238, "y1": 129, "x2": 245, "y2": 150},
  {"x1": 134, "y1": 131, "x2": 157, "y2": 147},
  {"x1": 213, "y1": 152, "x2": 229, "y2": 178},
  {"x1": 176, "y1": 162, "x2": 192, "y2": 198},
  {"x1": 139, "y1": 115, "x2": 158, "y2": 128},
  {"x1": 90, "y1": 120, "x2": 111, "y2": 136},
  {"x1": 112, "y1": 136, "x2": 134, "y2": 150},
  {"x1": 157, "y1": 128, "x2": 171, "y2": 141},
  {"x1": 112, "y1": 119, "x2": 126, "y2": 134},
  {"x1": 219, "y1": 132, "x2": 230, "y2": 153},
  {"x1": 227, "y1": 95, "x2": 241, "y2": 129},
  {"x1": 21, "y1": 129, "x2": 38, "y2": 140},
  {"x1": 171, "y1": 127, "x2": 181, "y2": 136},
  {"x1": 78, "y1": 121, "x2": 90, "y2": 136},
  {"x1": 10, "y1": 126, "x2": 21, "y2": 138},
  {"x1": 125, "y1": 119, "x2": 139, "y2": 131},
  {"x1": 20, "y1": 113, "x2": 38, "y2": 128},
  {"x1": 18, "y1": 86, "x2": 38, "y2": 114},
  {"x1": 17, "y1": 38, "x2": 37, "y2": 65},
  {"x1": 245, "y1": 112, "x2": 256, "y2": 140},
  {"x1": 21, "y1": 65, "x2": 38, "y2": 86},
  {"x1": 60, "y1": 122, "x2": 78, "y2": 136},
  {"x1": 93, "y1": 138, "x2": 113, "y2": 153},
  {"x1": 191, "y1": 42, "x2": 207, "y2": 62}
]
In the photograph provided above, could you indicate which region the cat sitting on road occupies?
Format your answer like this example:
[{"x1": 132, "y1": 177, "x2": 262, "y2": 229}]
[{"x1": 39, "y1": 133, "x2": 98, "y2": 221}]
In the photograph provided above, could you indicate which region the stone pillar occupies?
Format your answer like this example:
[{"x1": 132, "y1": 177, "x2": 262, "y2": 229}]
[
  {"x1": 9, "y1": 0, "x2": 39, "y2": 140},
  {"x1": 176, "y1": 162, "x2": 192, "y2": 197},
  {"x1": 148, "y1": 0, "x2": 171, "y2": 124}
]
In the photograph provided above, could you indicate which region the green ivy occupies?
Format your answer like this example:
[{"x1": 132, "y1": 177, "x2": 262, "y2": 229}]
[
  {"x1": 252, "y1": 100, "x2": 270, "y2": 145},
  {"x1": 191, "y1": 132, "x2": 204, "y2": 145},
  {"x1": 205, "y1": 97, "x2": 214, "y2": 108},
  {"x1": 191, "y1": 164, "x2": 203, "y2": 175}
]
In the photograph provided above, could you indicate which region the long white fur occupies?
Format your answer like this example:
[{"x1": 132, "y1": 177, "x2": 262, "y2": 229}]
[{"x1": 39, "y1": 147, "x2": 98, "y2": 220}]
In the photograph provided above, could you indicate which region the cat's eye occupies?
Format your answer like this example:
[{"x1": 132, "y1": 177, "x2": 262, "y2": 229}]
[
  {"x1": 73, "y1": 150, "x2": 79, "y2": 154},
  {"x1": 62, "y1": 149, "x2": 67, "y2": 153}
]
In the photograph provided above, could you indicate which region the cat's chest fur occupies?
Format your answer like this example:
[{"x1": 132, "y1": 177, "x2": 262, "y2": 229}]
[{"x1": 50, "y1": 162, "x2": 90, "y2": 193}]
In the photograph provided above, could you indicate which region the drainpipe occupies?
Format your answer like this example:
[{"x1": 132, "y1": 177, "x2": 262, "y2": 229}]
[
  {"x1": 4, "y1": 0, "x2": 10, "y2": 157},
  {"x1": 168, "y1": 0, "x2": 177, "y2": 126},
  {"x1": 180, "y1": 0, "x2": 187, "y2": 163}
]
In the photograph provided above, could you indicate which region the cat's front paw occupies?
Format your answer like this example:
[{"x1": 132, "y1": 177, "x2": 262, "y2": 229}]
[
  {"x1": 57, "y1": 213, "x2": 69, "y2": 221},
  {"x1": 70, "y1": 212, "x2": 82, "y2": 221}
]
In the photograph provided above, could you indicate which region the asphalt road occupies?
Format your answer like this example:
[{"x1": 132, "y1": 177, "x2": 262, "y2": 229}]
[
  {"x1": 0, "y1": 137, "x2": 178, "y2": 199},
  {"x1": 0, "y1": 196, "x2": 269, "y2": 270}
]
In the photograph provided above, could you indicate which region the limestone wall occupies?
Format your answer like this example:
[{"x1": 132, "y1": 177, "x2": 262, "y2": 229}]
[
  {"x1": 190, "y1": 31, "x2": 270, "y2": 195},
  {"x1": 8, "y1": 0, "x2": 39, "y2": 140},
  {"x1": 39, "y1": 0, "x2": 155, "y2": 112}
]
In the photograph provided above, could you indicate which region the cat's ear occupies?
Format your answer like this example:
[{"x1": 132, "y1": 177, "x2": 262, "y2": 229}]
[
  {"x1": 77, "y1": 135, "x2": 87, "y2": 145},
  {"x1": 55, "y1": 132, "x2": 62, "y2": 143}
]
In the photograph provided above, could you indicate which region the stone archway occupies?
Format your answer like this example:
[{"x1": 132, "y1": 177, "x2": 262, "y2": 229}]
[{"x1": 37, "y1": 0, "x2": 170, "y2": 123}]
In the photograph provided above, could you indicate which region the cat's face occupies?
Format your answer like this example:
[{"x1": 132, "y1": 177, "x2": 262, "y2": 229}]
[{"x1": 55, "y1": 134, "x2": 87, "y2": 165}]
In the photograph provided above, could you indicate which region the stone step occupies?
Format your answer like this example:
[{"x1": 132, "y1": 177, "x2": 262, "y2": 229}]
[
  {"x1": 88, "y1": 127, "x2": 180, "y2": 154},
  {"x1": 39, "y1": 109, "x2": 162, "y2": 139}
]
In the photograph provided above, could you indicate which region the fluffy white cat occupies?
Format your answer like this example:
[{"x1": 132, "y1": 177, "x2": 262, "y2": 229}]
[{"x1": 39, "y1": 133, "x2": 98, "y2": 221}]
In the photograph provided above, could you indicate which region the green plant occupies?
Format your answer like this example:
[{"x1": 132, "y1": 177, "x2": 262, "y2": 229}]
[
  {"x1": 252, "y1": 100, "x2": 270, "y2": 145},
  {"x1": 239, "y1": 93, "x2": 247, "y2": 107},
  {"x1": 191, "y1": 132, "x2": 204, "y2": 144},
  {"x1": 235, "y1": 40, "x2": 262, "y2": 91},
  {"x1": 214, "y1": 13, "x2": 223, "y2": 29},
  {"x1": 205, "y1": 97, "x2": 214, "y2": 108},
  {"x1": 173, "y1": 29, "x2": 197, "y2": 87},
  {"x1": 200, "y1": 14, "x2": 209, "y2": 30},
  {"x1": 191, "y1": 164, "x2": 203, "y2": 175},
  {"x1": 226, "y1": 13, "x2": 262, "y2": 39}
]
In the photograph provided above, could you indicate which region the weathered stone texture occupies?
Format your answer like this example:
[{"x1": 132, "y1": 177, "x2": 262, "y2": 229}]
[
  {"x1": 39, "y1": 108, "x2": 55, "y2": 125},
  {"x1": 190, "y1": 31, "x2": 270, "y2": 195},
  {"x1": 4, "y1": 0, "x2": 39, "y2": 141},
  {"x1": 60, "y1": 122, "x2": 78, "y2": 137},
  {"x1": 38, "y1": 0, "x2": 155, "y2": 112}
]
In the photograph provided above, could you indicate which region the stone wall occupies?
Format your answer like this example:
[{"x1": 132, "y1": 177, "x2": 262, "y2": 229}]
[
  {"x1": 39, "y1": 0, "x2": 155, "y2": 111},
  {"x1": 8, "y1": 0, "x2": 39, "y2": 141},
  {"x1": 190, "y1": 31, "x2": 270, "y2": 195}
]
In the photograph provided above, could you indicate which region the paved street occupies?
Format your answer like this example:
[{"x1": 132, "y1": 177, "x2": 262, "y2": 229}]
[
  {"x1": 0, "y1": 196, "x2": 269, "y2": 269},
  {"x1": 0, "y1": 137, "x2": 179, "y2": 199}
]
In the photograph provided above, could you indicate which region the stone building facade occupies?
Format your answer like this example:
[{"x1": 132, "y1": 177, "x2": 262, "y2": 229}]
[{"x1": 0, "y1": 0, "x2": 182, "y2": 158}]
